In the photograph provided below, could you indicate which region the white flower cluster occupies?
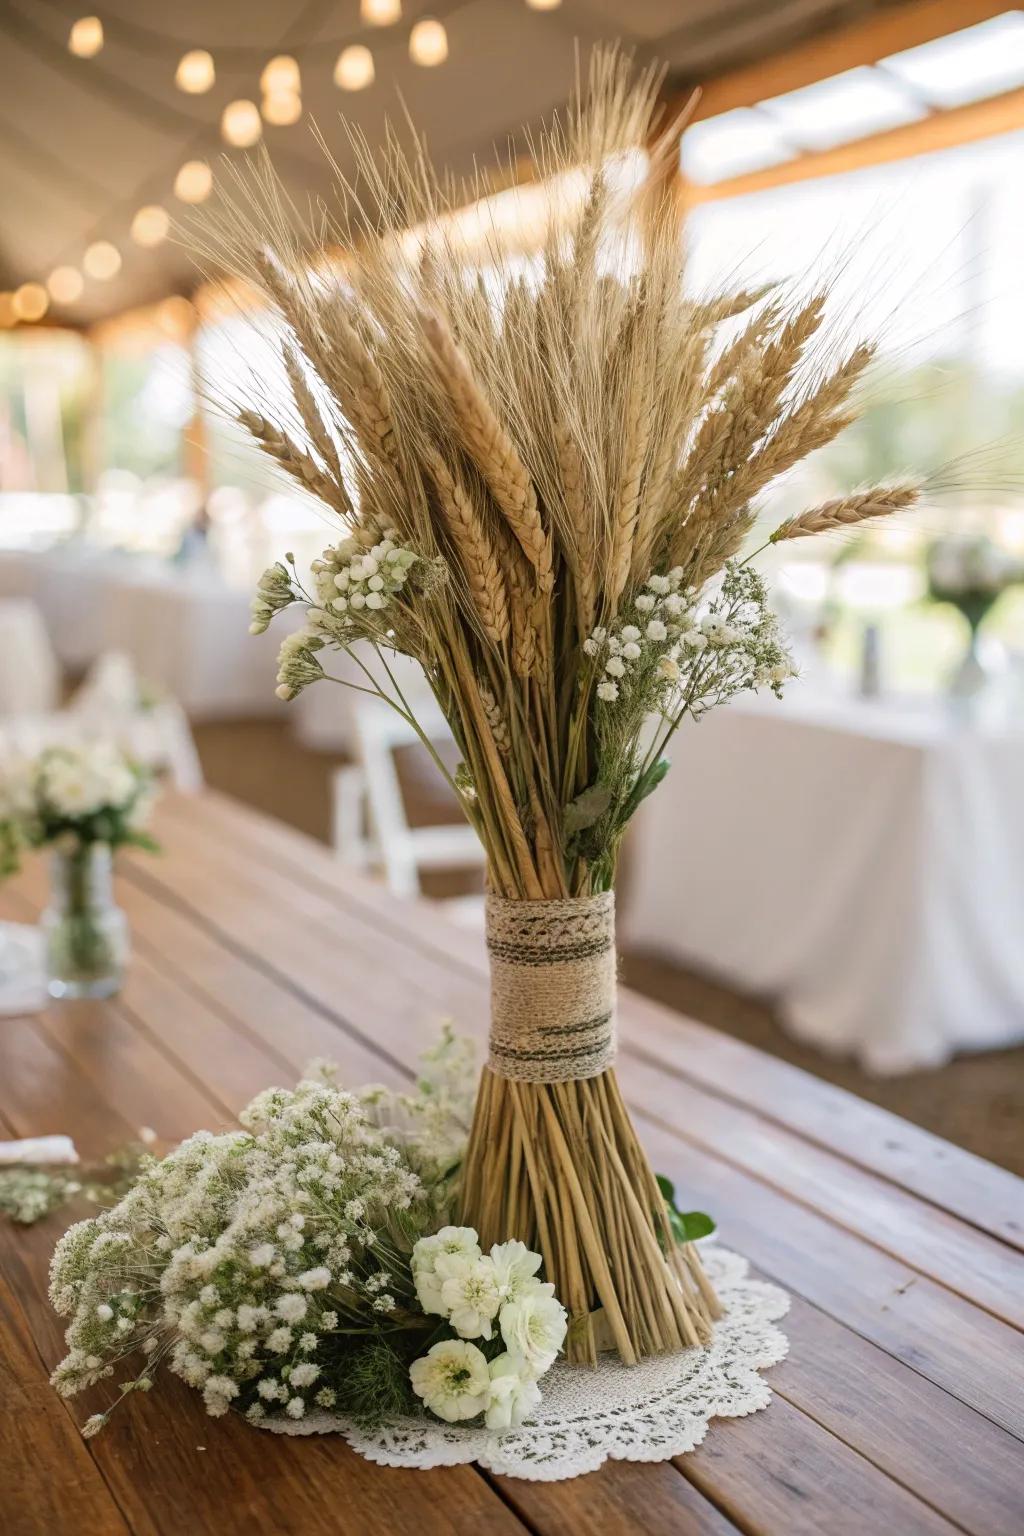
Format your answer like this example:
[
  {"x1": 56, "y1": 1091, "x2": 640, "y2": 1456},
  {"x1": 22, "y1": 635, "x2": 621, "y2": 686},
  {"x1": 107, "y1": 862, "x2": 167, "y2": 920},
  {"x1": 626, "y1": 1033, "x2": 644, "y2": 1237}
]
[
  {"x1": 0, "y1": 743, "x2": 153, "y2": 858},
  {"x1": 49, "y1": 1074, "x2": 436, "y2": 1435},
  {"x1": 586, "y1": 562, "x2": 794, "y2": 714},
  {"x1": 409, "y1": 1227, "x2": 567, "y2": 1428},
  {"x1": 254, "y1": 531, "x2": 422, "y2": 701},
  {"x1": 308, "y1": 531, "x2": 418, "y2": 624}
]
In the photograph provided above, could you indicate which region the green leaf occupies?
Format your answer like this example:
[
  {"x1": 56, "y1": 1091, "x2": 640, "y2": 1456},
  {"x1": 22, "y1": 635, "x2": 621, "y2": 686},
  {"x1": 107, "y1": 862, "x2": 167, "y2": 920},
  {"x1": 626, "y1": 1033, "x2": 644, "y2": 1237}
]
[
  {"x1": 655, "y1": 1173, "x2": 676, "y2": 1204},
  {"x1": 676, "y1": 1210, "x2": 716, "y2": 1242},
  {"x1": 621, "y1": 758, "x2": 670, "y2": 822},
  {"x1": 563, "y1": 782, "x2": 613, "y2": 838}
]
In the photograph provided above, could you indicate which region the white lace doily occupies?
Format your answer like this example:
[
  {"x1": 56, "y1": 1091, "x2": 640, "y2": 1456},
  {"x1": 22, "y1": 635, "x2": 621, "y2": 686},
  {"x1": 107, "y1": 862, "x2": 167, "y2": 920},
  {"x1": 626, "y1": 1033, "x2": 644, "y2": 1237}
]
[{"x1": 260, "y1": 1247, "x2": 789, "y2": 1481}]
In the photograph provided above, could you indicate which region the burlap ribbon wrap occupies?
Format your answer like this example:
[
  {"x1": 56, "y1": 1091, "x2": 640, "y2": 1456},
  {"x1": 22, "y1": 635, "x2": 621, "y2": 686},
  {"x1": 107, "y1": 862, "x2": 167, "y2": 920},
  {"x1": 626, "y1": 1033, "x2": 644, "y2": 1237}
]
[{"x1": 484, "y1": 890, "x2": 617, "y2": 1083}]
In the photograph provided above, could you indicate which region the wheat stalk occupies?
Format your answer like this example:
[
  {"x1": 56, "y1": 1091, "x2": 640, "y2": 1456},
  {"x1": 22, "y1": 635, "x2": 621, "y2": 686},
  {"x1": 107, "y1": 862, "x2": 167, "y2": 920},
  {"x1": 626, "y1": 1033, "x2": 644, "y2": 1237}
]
[
  {"x1": 420, "y1": 310, "x2": 554, "y2": 592},
  {"x1": 771, "y1": 483, "x2": 919, "y2": 542},
  {"x1": 236, "y1": 409, "x2": 350, "y2": 517},
  {"x1": 427, "y1": 450, "x2": 510, "y2": 647}
]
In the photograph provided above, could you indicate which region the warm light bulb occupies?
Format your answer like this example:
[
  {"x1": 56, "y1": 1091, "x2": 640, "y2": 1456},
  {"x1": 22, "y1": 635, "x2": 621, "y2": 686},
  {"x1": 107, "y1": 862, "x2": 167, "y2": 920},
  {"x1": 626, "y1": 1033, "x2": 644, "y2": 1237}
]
[
  {"x1": 409, "y1": 18, "x2": 448, "y2": 67},
  {"x1": 0, "y1": 293, "x2": 16, "y2": 328},
  {"x1": 334, "y1": 45, "x2": 375, "y2": 90},
  {"x1": 68, "y1": 17, "x2": 103, "y2": 58},
  {"x1": 361, "y1": 0, "x2": 401, "y2": 23},
  {"x1": 13, "y1": 283, "x2": 49, "y2": 322},
  {"x1": 525, "y1": 0, "x2": 562, "y2": 8},
  {"x1": 221, "y1": 100, "x2": 263, "y2": 147},
  {"x1": 131, "y1": 205, "x2": 170, "y2": 247},
  {"x1": 83, "y1": 241, "x2": 122, "y2": 281},
  {"x1": 260, "y1": 54, "x2": 300, "y2": 93},
  {"x1": 262, "y1": 90, "x2": 303, "y2": 126},
  {"x1": 174, "y1": 160, "x2": 213, "y2": 204},
  {"x1": 47, "y1": 266, "x2": 84, "y2": 304},
  {"x1": 175, "y1": 49, "x2": 215, "y2": 94}
]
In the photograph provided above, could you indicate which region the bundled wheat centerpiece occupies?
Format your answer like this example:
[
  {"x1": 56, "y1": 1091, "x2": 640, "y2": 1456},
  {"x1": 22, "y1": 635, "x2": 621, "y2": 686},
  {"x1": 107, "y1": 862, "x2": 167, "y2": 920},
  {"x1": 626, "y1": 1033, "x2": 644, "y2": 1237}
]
[{"x1": 202, "y1": 48, "x2": 917, "y2": 1367}]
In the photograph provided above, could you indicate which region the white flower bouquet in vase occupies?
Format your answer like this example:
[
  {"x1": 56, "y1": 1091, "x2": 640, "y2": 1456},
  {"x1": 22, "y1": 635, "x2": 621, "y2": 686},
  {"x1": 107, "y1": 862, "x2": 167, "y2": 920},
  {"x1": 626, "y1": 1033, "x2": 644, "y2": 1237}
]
[
  {"x1": 0, "y1": 744, "x2": 156, "y2": 998},
  {"x1": 204, "y1": 47, "x2": 917, "y2": 1365}
]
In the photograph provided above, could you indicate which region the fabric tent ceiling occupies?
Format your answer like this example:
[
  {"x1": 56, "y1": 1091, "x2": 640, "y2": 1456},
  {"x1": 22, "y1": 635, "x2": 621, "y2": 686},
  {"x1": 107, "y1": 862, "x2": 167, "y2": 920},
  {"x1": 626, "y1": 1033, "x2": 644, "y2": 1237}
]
[{"x1": 0, "y1": 0, "x2": 905, "y2": 321}]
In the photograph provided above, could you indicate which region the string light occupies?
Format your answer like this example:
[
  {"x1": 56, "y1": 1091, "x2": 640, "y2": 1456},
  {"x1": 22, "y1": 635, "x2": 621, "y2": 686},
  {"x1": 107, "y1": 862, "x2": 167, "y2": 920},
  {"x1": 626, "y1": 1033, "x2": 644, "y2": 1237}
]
[
  {"x1": 221, "y1": 100, "x2": 263, "y2": 147},
  {"x1": 334, "y1": 45, "x2": 375, "y2": 91},
  {"x1": 261, "y1": 55, "x2": 300, "y2": 93},
  {"x1": 47, "y1": 267, "x2": 85, "y2": 304},
  {"x1": 83, "y1": 241, "x2": 122, "y2": 281},
  {"x1": 13, "y1": 283, "x2": 49, "y2": 322},
  {"x1": 361, "y1": 0, "x2": 402, "y2": 23},
  {"x1": 0, "y1": 293, "x2": 16, "y2": 328},
  {"x1": 175, "y1": 49, "x2": 215, "y2": 93},
  {"x1": 68, "y1": 17, "x2": 103, "y2": 58},
  {"x1": 131, "y1": 205, "x2": 170, "y2": 247},
  {"x1": 409, "y1": 19, "x2": 448, "y2": 67},
  {"x1": 262, "y1": 91, "x2": 303, "y2": 126},
  {"x1": 174, "y1": 160, "x2": 213, "y2": 204}
]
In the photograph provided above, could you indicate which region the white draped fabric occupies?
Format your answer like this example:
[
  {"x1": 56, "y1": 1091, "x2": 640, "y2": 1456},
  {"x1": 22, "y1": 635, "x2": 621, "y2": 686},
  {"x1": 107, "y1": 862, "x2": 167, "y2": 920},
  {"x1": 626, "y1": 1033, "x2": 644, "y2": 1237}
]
[
  {"x1": 620, "y1": 693, "x2": 1024, "y2": 1074},
  {"x1": 0, "y1": 549, "x2": 288, "y2": 718}
]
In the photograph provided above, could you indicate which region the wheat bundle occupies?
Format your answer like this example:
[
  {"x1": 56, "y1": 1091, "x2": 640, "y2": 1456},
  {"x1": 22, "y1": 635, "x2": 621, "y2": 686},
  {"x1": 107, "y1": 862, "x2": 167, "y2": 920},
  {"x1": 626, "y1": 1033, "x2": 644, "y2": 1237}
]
[{"x1": 200, "y1": 48, "x2": 917, "y2": 1365}]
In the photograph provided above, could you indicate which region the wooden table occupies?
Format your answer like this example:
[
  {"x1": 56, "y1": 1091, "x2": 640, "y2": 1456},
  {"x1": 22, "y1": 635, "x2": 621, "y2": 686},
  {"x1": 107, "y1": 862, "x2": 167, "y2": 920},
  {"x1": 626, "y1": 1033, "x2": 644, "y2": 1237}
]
[{"x1": 2, "y1": 791, "x2": 1022, "y2": 1536}]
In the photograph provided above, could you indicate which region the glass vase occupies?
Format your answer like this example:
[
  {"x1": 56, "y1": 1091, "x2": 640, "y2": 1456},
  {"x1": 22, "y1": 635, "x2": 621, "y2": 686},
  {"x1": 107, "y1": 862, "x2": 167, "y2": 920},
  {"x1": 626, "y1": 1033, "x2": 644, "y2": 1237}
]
[{"x1": 41, "y1": 844, "x2": 129, "y2": 1000}]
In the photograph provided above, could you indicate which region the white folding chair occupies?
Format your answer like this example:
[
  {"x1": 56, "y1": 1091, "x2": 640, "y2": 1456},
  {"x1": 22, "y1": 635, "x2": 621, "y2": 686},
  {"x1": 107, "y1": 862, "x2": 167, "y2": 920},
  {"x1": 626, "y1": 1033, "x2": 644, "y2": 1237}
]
[{"x1": 331, "y1": 696, "x2": 484, "y2": 903}]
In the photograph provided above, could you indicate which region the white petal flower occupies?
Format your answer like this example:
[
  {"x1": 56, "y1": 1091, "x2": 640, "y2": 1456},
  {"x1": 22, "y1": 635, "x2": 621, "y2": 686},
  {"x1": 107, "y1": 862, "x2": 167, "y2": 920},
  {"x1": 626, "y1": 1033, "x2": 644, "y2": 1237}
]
[
  {"x1": 488, "y1": 1240, "x2": 543, "y2": 1304},
  {"x1": 485, "y1": 1353, "x2": 543, "y2": 1430},
  {"x1": 439, "y1": 1256, "x2": 501, "y2": 1339},
  {"x1": 605, "y1": 655, "x2": 626, "y2": 678},
  {"x1": 409, "y1": 1339, "x2": 490, "y2": 1422},
  {"x1": 645, "y1": 619, "x2": 667, "y2": 642},
  {"x1": 414, "y1": 1267, "x2": 447, "y2": 1317},
  {"x1": 413, "y1": 1226, "x2": 481, "y2": 1271},
  {"x1": 285, "y1": 1396, "x2": 306, "y2": 1419},
  {"x1": 635, "y1": 593, "x2": 656, "y2": 612},
  {"x1": 621, "y1": 642, "x2": 641, "y2": 660},
  {"x1": 596, "y1": 680, "x2": 619, "y2": 702},
  {"x1": 620, "y1": 624, "x2": 641, "y2": 642},
  {"x1": 646, "y1": 574, "x2": 670, "y2": 594},
  {"x1": 499, "y1": 1289, "x2": 567, "y2": 1377}
]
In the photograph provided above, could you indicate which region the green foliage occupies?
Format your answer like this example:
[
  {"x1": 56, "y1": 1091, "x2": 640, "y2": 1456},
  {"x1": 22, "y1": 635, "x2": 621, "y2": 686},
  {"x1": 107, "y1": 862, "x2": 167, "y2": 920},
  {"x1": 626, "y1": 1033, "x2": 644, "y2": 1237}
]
[{"x1": 656, "y1": 1174, "x2": 716, "y2": 1246}]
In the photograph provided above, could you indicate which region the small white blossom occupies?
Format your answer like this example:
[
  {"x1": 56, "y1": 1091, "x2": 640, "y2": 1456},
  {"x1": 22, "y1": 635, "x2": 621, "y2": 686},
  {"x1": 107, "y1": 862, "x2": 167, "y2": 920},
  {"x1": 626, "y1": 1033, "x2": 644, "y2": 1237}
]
[
  {"x1": 409, "y1": 1340, "x2": 490, "y2": 1423},
  {"x1": 596, "y1": 680, "x2": 619, "y2": 702},
  {"x1": 297, "y1": 1267, "x2": 331, "y2": 1291},
  {"x1": 438, "y1": 1256, "x2": 501, "y2": 1340},
  {"x1": 485, "y1": 1353, "x2": 543, "y2": 1430},
  {"x1": 499, "y1": 1289, "x2": 568, "y2": 1377}
]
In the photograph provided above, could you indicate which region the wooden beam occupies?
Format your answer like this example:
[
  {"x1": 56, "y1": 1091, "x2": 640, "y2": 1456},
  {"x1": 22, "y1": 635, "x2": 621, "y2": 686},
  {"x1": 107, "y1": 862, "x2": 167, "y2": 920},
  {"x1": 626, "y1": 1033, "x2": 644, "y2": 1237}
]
[
  {"x1": 679, "y1": 0, "x2": 1016, "y2": 122},
  {"x1": 682, "y1": 81, "x2": 1024, "y2": 204}
]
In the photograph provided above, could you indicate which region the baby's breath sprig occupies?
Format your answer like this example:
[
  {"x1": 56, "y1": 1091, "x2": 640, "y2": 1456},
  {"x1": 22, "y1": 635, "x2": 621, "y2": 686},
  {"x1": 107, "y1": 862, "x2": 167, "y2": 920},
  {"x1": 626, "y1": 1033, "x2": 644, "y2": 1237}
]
[{"x1": 568, "y1": 563, "x2": 794, "y2": 883}]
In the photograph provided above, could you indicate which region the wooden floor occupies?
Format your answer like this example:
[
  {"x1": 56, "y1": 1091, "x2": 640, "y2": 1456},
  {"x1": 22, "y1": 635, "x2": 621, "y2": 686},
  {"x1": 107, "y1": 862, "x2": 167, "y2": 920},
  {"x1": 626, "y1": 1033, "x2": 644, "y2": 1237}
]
[
  {"x1": 195, "y1": 718, "x2": 1024, "y2": 1176},
  {"x1": 1, "y1": 790, "x2": 1022, "y2": 1536}
]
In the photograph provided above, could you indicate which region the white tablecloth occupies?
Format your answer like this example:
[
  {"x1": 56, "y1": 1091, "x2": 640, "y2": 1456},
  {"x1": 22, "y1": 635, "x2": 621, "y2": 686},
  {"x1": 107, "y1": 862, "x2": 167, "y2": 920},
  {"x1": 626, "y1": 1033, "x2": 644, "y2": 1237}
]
[
  {"x1": 620, "y1": 692, "x2": 1024, "y2": 1074},
  {"x1": 0, "y1": 549, "x2": 287, "y2": 719}
]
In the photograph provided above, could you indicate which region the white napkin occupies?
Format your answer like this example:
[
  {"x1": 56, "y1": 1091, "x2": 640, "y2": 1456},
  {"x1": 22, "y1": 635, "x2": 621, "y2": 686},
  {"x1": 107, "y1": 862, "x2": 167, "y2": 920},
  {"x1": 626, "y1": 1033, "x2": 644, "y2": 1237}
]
[
  {"x1": 0, "y1": 921, "x2": 46, "y2": 1017},
  {"x1": 0, "y1": 1135, "x2": 79, "y2": 1165}
]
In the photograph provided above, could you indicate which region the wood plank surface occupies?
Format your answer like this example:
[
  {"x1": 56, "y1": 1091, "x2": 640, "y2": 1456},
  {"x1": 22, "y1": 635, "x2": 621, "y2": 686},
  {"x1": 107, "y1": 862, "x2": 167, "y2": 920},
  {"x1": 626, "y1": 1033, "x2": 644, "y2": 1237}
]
[{"x1": 1, "y1": 788, "x2": 1021, "y2": 1536}]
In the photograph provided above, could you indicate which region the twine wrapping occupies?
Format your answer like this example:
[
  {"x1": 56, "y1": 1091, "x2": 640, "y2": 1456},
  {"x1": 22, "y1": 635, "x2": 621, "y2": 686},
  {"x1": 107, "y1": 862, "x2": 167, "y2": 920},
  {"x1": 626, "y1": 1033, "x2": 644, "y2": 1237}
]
[{"x1": 485, "y1": 891, "x2": 617, "y2": 1082}]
